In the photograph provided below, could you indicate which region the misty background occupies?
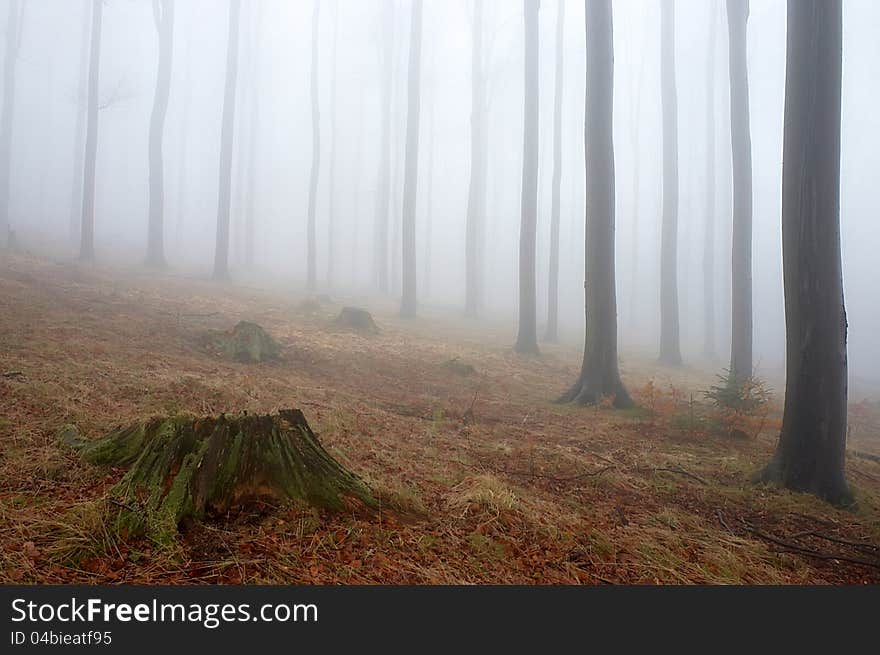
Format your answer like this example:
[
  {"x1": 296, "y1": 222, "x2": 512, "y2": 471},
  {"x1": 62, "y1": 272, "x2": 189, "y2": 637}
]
[{"x1": 3, "y1": 0, "x2": 878, "y2": 390}]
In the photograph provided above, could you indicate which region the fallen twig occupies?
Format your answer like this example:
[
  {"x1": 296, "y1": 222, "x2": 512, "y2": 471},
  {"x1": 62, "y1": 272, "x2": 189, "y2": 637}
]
[
  {"x1": 638, "y1": 466, "x2": 709, "y2": 486},
  {"x1": 1, "y1": 370, "x2": 25, "y2": 379}
]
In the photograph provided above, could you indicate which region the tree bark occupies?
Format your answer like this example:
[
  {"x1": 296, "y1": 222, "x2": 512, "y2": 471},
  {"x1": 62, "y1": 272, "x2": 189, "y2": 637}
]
[
  {"x1": 545, "y1": 0, "x2": 564, "y2": 342},
  {"x1": 325, "y1": 0, "x2": 338, "y2": 287},
  {"x1": 658, "y1": 0, "x2": 681, "y2": 365},
  {"x1": 373, "y1": 0, "x2": 393, "y2": 292},
  {"x1": 464, "y1": 0, "x2": 487, "y2": 318},
  {"x1": 726, "y1": 0, "x2": 753, "y2": 384},
  {"x1": 514, "y1": 0, "x2": 540, "y2": 355},
  {"x1": 399, "y1": 0, "x2": 422, "y2": 318},
  {"x1": 759, "y1": 0, "x2": 850, "y2": 505},
  {"x1": 69, "y1": 0, "x2": 90, "y2": 246},
  {"x1": 306, "y1": 0, "x2": 320, "y2": 291},
  {"x1": 0, "y1": 0, "x2": 21, "y2": 248},
  {"x1": 78, "y1": 0, "x2": 103, "y2": 263},
  {"x1": 212, "y1": 0, "x2": 241, "y2": 280},
  {"x1": 243, "y1": 3, "x2": 261, "y2": 269},
  {"x1": 702, "y1": 0, "x2": 718, "y2": 359},
  {"x1": 145, "y1": 0, "x2": 175, "y2": 268},
  {"x1": 561, "y1": 0, "x2": 631, "y2": 408}
]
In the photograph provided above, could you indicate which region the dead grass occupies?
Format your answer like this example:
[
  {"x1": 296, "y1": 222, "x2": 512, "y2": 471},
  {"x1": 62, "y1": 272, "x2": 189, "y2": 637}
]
[{"x1": 1, "y1": 252, "x2": 880, "y2": 584}]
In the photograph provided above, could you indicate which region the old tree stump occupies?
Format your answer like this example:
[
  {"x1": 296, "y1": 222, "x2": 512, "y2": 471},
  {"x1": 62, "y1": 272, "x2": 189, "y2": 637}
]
[
  {"x1": 204, "y1": 321, "x2": 281, "y2": 362},
  {"x1": 334, "y1": 307, "x2": 379, "y2": 334},
  {"x1": 59, "y1": 410, "x2": 375, "y2": 542}
]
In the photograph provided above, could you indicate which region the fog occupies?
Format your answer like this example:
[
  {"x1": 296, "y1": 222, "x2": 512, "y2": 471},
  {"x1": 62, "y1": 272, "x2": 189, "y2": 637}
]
[{"x1": 3, "y1": 0, "x2": 878, "y2": 387}]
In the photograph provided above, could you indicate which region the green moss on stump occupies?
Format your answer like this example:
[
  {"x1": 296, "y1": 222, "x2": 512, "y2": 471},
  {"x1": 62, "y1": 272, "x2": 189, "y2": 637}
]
[
  {"x1": 204, "y1": 321, "x2": 281, "y2": 362},
  {"x1": 60, "y1": 410, "x2": 375, "y2": 542}
]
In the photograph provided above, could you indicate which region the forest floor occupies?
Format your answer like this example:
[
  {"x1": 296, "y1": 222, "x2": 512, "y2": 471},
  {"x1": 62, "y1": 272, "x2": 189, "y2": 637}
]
[{"x1": 2, "y1": 252, "x2": 880, "y2": 584}]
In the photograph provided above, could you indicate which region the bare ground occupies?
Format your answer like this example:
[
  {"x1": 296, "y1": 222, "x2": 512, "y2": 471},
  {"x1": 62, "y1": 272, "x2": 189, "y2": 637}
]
[{"x1": 2, "y1": 252, "x2": 880, "y2": 584}]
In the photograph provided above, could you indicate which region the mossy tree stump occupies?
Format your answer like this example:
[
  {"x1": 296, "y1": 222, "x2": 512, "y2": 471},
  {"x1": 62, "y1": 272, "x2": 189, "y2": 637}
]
[
  {"x1": 334, "y1": 307, "x2": 379, "y2": 334},
  {"x1": 204, "y1": 321, "x2": 281, "y2": 362},
  {"x1": 61, "y1": 410, "x2": 375, "y2": 542}
]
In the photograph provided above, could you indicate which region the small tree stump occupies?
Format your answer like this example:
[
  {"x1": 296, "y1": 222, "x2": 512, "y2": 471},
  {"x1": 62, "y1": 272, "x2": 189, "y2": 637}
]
[
  {"x1": 204, "y1": 321, "x2": 281, "y2": 362},
  {"x1": 60, "y1": 410, "x2": 375, "y2": 541},
  {"x1": 334, "y1": 307, "x2": 379, "y2": 334}
]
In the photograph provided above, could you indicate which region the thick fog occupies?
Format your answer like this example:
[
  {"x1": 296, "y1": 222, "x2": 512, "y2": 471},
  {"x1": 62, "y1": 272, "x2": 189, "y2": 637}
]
[{"x1": 3, "y1": 0, "x2": 878, "y2": 387}]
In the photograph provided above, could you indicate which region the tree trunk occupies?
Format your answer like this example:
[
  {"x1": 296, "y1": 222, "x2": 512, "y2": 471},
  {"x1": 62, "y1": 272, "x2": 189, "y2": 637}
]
[
  {"x1": 69, "y1": 0, "x2": 90, "y2": 246},
  {"x1": 399, "y1": 0, "x2": 422, "y2": 318},
  {"x1": 703, "y1": 0, "x2": 718, "y2": 359},
  {"x1": 464, "y1": 0, "x2": 487, "y2": 318},
  {"x1": 212, "y1": 0, "x2": 241, "y2": 281},
  {"x1": 545, "y1": 0, "x2": 564, "y2": 342},
  {"x1": 561, "y1": 0, "x2": 631, "y2": 408},
  {"x1": 373, "y1": 0, "x2": 394, "y2": 292},
  {"x1": 65, "y1": 410, "x2": 375, "y2": 542},
  {"x1": 306, "y1": 0, "x2": 320, "y2": 291},
  {"x1": 326, "y1": 0, "x2": 338, "y2": 287},
  {"x1": 243, "y1": 3, "x2": 261, "y2": 270},
  {"x1": 658, "y1": 0, "x2": 681, "y2": 365},
  {"x1": 423, "y1": 39, "x2": 435, "y2": 300},
  {"x1": 0, "y1": 0, "x2": 21, "y2": 248},
  {"x1": 759, "y1": 0, "x2": 850, "y2": 505},
  {"x1": 175, "y1": 9, "x2": 191, "y2": 250},
  {"x1": 727, "y1": 0, "x2": 753, "y2": 384},
  {"x1": 78, "y1": 0, "x2": 103, "y2": 263},
  {"x1": 145, "y1": 0, "x2": 175, "y2": 268},
  {"x1": 514, "y1": 0, "x2": 540, "y2": 355}
]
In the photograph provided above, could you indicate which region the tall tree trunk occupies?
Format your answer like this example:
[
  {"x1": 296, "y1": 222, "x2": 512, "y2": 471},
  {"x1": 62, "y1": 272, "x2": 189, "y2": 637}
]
[
  {"x1": 78, "y1": 0, "x2": 103, "y2": 262},
  {"x1": 212, "y1": 0, "x2": 241, "y2": 280},
  {"x1": 325, "y1": 0, "x2": 338, "y2": 287},
  {"x1": 0, "y1": 0, "x2": 21, "y2": 248},
  {"x1": 373, "y1": 0, "x2": 394, "y2": 292},
  {"x1": 759, "y1": 0, "x2": 850, "y2": 505},
  {"x1": 727, "y1": 0, "x2": 752, "y2": 384},
  {"x1": 175, "y1": 7, "x2": 191, "y2": 249},
  {"x1": 243, "y1": 3, "x2": 261, "y2": 270},
  {"x1": 628, "y1": 23, "x2": 646, "y2": 330},
  {"x1": 658, "y1": 0, "x2": 681, "y2": 365},
  {"x1": 703, "y1": 1, "x2": 718, "y2": 358},
  {"x1": 145, "y1": 0, "x2": 175, "y2": 268},
  {"x1": 545, "y1": 0, "x2": 564, "y2": 342},
  {"x1": 464, "y1": 0, "x2": 487, "y2": 318},
  {"x1": 514, "y1": 0, "x2": 540, "y2": 355},
  {"x1": 423, "y1": 38, "x2": 435, "y2": 300},
  {"x1": 69, "y1": 0, "x2": 90, "y2": 246},
  {"x1": 399, "y1": 0, "x2": 422, "y2": 318},
  {"x1": 561, "y1": 0, "x2": 631, "y2": 408},
  {"x1": 306, "y1": 0, "x2": 320, "y2": 291}
]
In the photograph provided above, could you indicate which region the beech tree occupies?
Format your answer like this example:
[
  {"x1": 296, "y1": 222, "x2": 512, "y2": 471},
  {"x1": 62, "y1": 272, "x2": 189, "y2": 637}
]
[
  {"x1": 306, "y1": 0, "x2": 320, "y2": 291},
  {"x1": 145, "y1": 0, "x2": 175, "y2": 268},
  {"x1": 759, "y1": 0, "x2": 850, "y2": 505},
  {"x1": 79, "y1": 0, "x2": 103, "y2": 262},
  {"x1": 212, "y1": 0, "x2": 241, "y2": 280},
  {"x1": 561, "y1": 0, "x2": 631, "y2": 408},
  {"x1": 464, "y1": 0, "x2": 487, "y2": 318},
  {"x1": 0, "y1": 0, "x2": 22, "y2": 248},
  {"x1": 545, "y1": 0, "x2": 564, "y2": 342},
  {"x1": 702, "y1": 0, "x2": 718, "y2": 358},
  {"x1": 69, "y1": 0, "x2": 90, "y2": 243},
  {"x1": 514, "y1": 0, "x2": 539, "y2": 355},
  {"x1": 726, "y1": 0, "x2": 753, "y2": 385},
  {"x1": 399, "y1": 0, "x2": 423, "y2": 318},
  {"x1": 658, "y1": 0, "x2": 681, "y2": 365},
  {"x1": 326, "y1": 0, "x2": 338, "y2": 286},
  {"x1": 373, "y1": 0, "x2": 394, "y2": 292}
]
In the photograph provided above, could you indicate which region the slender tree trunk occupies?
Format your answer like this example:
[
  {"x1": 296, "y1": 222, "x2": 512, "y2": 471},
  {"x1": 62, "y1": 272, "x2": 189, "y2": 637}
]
[
  {"x1": 78, "y1": 0, "x2": 103, "y2": 262},
  {"x1": 399, "y1": 0, "x2": 422, "y2": 318},
  {"x1": 423, "y1": 40, "x2": 435, "y2": 300},
  {"x1": 306, "y1": 0, "x2": 320, "y2": 291},
  {"x1": 727, "y1": 0, "x2": 753, "y2": 384},
  {"x1": 464, "y1": 0, "x2": 487, "y2": 318},
  {"x1": 326, "y1": 0, "x2": 338, "y2": 287},
  {"x1": 373, "y1": 0, "x2": 393, "y2": 292},
  {"x1": 703, "y1": 1, "x2": 718, "y2": 359},
  {"x1": 545, "y1": 0, "x2": 564, "y2": 342},
  {"x1": 658, "y1": 0, "x2": 681, "y2": 365},
  {"x1": 212, "y1": 0, "x2": 241, "y2": 280},
  {"x1": 69, "y1": 0, "x2": 90, "y2": 246},
  {"x1": 628, "y1": 25, "x2": 646, "y2": 330},
  {"x1": 0, "y1": 0, "x2": 21, "y2": 248},
  {"x1": 175, "y1": 9, "x2": 191, "y2": 249},
  {"x1": 561, "y1": 0, "x2": 631, "y2": 408},
  {"x1": 759, "y1": 0, "x2": 850, "y2": 505},
  {"x1": 514, "y1": 0, "x2": 540, "y2": 355},
  {"x1": 243, "y1": 4, "x2": 261, "y2": 270},
  {"x1": 146, "y1": 0, "x2": 175, "y2": 268}
]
